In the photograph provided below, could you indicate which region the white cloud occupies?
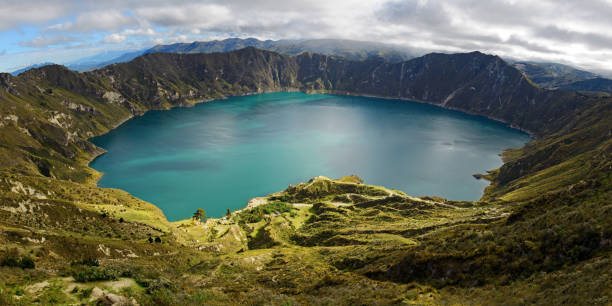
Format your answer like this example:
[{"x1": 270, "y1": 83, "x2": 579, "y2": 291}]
[
  {"x1": 46, "y1": 22, "x2": 73, "y2": 31},
  {"x1": 0, "y1": 0, "x2": 69, "y2": 31},
  {"x1": 122, "y1": 28, "x2": 157, "y2": 36},
  {"x1": 101, "y1": 27, "x2": 157, "y2": 44},
  {"x1": 47, "y1": 10, "x2": 136, "y2": 33},
  {"x1": 135, "y1": 4, "x2": 232, "y2": 28},
  {"x1": 19, "y1": 35, "x2": 78, "y2": 48},
  {"x1": 102, "y1": 33, "x2": 126, "y2": 43},
  {"x1": 3, "y1": 0, "x2": 612, "y2": 72}
]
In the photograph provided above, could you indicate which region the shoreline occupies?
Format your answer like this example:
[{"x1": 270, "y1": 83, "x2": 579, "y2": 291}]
[
  {"x1": 85, "y1": 87, "x2": 304, "y2": 185},
  {"x1": 84, "y1": 88, "x2": 534, "y2": 221},
  {"x1": 86, "y1": 114, "x2": 134, "y2": 184},
  {"x1": 315, "y1": 90, "x2": 537, "y2": 138}
]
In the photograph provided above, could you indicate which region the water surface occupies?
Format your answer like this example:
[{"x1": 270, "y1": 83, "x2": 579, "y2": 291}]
[{"x1": 91, "y1": 92, "x2": 530, "y2": 220}]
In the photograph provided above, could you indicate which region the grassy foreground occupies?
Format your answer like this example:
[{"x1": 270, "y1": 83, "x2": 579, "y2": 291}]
[{"x1": 1, "y1": 170, "x2": 610, "y2": 304}]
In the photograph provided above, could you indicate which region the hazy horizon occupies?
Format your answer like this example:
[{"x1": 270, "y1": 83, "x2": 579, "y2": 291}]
[{"x1": 2, "y1": 0, "x2": 612, "y2": 74}]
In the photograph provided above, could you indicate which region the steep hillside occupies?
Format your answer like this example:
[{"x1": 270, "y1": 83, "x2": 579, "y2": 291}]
[
  {"x1": 296, "y1": 51, "x2": 584, "y2": 136},
  {"x1": 0, "y1": 48, "x2": 610, "y2": 304},
  {"x1": 562, "y1": 77, "x2": 612, "y2": 95},
  {"x1": 512, "y1": 61, "x2": 598, "y2": 88}
]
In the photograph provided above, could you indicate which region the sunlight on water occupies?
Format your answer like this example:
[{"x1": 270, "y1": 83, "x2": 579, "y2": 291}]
[{"x1": 91, "y1": 92, "x2": 530, "y2": 220}]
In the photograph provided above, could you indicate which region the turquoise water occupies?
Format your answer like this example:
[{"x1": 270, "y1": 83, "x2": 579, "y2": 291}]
[{"x1": 90, "y1": 92, "x2": 530, "y2": 220}]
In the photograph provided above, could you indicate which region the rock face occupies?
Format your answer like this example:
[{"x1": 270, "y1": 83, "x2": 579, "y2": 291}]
[
  {"x1": 79, "y1": 48, "x2": 590, "y2": 135},
  {"x1": 90, "y1": 287, "x2": 133, "y2": 305},
  {"x1": 0, "y1": 73, "x2": 13, "y2": 88},
  {"x1": 295, "y1": 51, "x2": 583, "y2": 135},
  {"x1": 92, "y1": 48, "x2": 589, "y2": 136},
  {"x1": 17, "y1": 48, "x2": 587, "y2": 131}
]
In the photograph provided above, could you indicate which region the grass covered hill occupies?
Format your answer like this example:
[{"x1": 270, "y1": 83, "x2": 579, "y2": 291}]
[{"x1": 0, "y1": 48, "x2": 610, "y2": 304}]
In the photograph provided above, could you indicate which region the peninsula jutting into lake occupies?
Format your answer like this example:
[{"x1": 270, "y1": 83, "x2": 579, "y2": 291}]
[{"x1": 91, "y1": 92, "x2": 529, "y2": 220}]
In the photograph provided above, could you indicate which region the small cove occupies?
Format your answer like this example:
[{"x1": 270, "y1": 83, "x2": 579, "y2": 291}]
[{"x1": 90, "y1": 92, "x2": 530, "y2": 220}]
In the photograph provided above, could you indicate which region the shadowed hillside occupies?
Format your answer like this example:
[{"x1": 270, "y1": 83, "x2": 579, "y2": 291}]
[
  {"x1": 562, "y1": 77, "x2": 612, "y2": 95},
  {"x1": 512, "y1": 61, "x2": 598, "y2": 89}
]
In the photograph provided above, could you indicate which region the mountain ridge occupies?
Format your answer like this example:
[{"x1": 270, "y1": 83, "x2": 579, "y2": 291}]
[
  {"x1": 12, "y1": 37, "x2": 608, "y2": 93},
  {"x1": 18, "y1": 38, "x2": 414, "y2": 73},
  {"x1": 512, "y1": 61, "x2": 599, "y2": 88},
  {"x1": 89, "y1": 47, "x2": 581, "y2": 136}
]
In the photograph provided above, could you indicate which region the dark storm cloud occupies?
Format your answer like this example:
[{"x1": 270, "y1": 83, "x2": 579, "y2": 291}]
[
  {"x1": 374, "y1": 0, "x2": 612, "y2": 70},
  {"x1": 535, "y1": 26, "x2": 612, "y2": 50}
]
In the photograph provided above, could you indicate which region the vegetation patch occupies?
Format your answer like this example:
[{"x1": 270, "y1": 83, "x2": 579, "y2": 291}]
[
  {"x1": 236, "y1": 201, "x2": 294, "y2": 224},
  {"x1": 0, "y1": 249, "x2": 35, "y2": 269},
  {"x1": 72, "y1": 266, "x2": 122, "y2": 282}
]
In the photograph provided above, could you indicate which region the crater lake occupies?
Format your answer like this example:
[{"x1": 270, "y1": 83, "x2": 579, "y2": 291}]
[{"x1": 90, "y1": 92, "x2": 530, "y2": 220}]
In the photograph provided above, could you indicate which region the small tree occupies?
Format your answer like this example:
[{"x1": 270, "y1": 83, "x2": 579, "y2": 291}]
[
  {"x1": 193, "y1": 208, "x2": 206, "y2": 222},
  {"x1": 226, "y1": 208, "x2": 232, "y2": 217}
]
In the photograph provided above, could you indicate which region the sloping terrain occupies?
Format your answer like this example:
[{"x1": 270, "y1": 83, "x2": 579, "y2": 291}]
[
  {"x1": 562, "y1": 77, "x2": 612, "y2": 95},
  {"x1": 512, "y1": 61, "x2": 598, "y2": 89},
  {"x1": 0, "y1": 48, "x2": 610, "y2": 304}
]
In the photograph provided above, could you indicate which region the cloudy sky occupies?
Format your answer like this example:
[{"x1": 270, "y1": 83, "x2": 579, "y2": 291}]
[{"x1": 1, "y1": 0, "x2": 612, "y2": 74}]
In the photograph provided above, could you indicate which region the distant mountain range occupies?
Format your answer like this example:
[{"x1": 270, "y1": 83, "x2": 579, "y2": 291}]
[
  {"x1": 511, "y1": 61, "x2": 599, "y2": 88},
  {"x1": 145, "y1": 37, "x2": 276, "y2": 55},
  {"x1": 10, "y1": 62, "x2": 56, "y2": 76},
  {"x1": 145, "y1": 38, "x2": 416, "y2": 63},
  {"x1": 11, "y1": 38, "x2": 415, "y2": 76},
  {"x1": 66, "y1": 49, "x2": 147, "y2": 72},
  {"x1": 11, "y1": 37, "x2": 612, "y2": 95},
  {"x1": 9, "y1": 50, "x2": 145, "y2": 76}
]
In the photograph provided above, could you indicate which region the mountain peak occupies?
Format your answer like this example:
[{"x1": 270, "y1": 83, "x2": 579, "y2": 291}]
[{"x1": 10, "y1": 62, "x2": 56, "y2": 76}]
